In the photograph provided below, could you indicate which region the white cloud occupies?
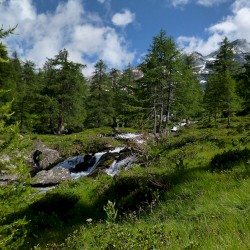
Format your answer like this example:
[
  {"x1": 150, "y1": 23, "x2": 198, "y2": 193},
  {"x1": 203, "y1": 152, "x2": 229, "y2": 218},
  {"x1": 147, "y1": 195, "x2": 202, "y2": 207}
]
[
  {"x1": 97, "y1": 0, "x2": 106, "y2": 3},
  {"x1": 177, "y1": 34, "x2": 224, "y2": 55},
  {"x1": 1, "y1": 0, "x2": 135, "y2": 76},
  {"x1": 168, "y1": 0, "x2": 229, "y2": 7},
  {"x1": 231, "y1": 0, "x2": 250, "y2": 12},
  {"x1": 112, "y1": 9, "x2": 135, "y2": 27},
  {"x1": 197, "y1": 0, "x2": 228, "y2": 7},
  {"x1": 169, "y1": 0, "x2": 189, "y2": 8},
  {"x1": 177, "y1": 0, "x2": 250, "y2": 55}
]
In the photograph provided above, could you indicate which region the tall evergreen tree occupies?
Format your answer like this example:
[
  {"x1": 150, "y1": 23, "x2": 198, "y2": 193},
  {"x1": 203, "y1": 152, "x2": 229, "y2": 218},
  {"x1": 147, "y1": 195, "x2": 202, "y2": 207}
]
[
  {"x1": 140, "y1": 29, "x2": 184, "y2": 133},
  {"x1": 41, "y1": 49, "x2": 87, "y2": 134},
  {"x1": 0, "y1": 31, "x2": 16, "y2": 105},
  {"x1": 0, "y1": 26, "x2": 19, "y2": 152},
  {"x1": 86, "y1": 60, "x2": 113, "y2": 128},
  {"x1": 174, "y1": 55, "x2": 203, "y2": 120},
  {"x1": 204, "y1": 37, "x2": 239, "y2": 126},
  {"x1": 112, "y1": 65, "x2": 141, "y2": 128},
  {"x1": 236, "y1": 53, "x2": 250, "y2": 112},
  {"x1": 12, "y1": 59, "x2": 38, "y2": 131}
]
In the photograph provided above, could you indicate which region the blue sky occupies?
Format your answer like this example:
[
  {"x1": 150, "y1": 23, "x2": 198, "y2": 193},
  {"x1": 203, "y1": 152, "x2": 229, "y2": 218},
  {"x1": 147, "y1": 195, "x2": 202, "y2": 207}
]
[{"x1": 1, "y1": 0, "x2": 250, "y2": 75}]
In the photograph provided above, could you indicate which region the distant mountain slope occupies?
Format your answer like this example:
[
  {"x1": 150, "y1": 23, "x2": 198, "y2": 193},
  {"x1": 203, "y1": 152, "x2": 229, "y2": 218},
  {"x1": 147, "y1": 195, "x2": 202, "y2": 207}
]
[{"x1": 190, "y1": 39, "x2": 250, "y2": 86}]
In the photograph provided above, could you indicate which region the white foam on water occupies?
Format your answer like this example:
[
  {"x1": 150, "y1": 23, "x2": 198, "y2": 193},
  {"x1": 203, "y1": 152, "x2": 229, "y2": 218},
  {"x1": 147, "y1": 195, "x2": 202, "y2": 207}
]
[
  {"x1": 70, "y1": 152, "x2": 106, "y2": 179},
  {"x1": 54, "y1": 155, "x2": 84, "y2": 169},
  {"x1": 105, "y1": 155, "x2": 136, "y2": 177}
]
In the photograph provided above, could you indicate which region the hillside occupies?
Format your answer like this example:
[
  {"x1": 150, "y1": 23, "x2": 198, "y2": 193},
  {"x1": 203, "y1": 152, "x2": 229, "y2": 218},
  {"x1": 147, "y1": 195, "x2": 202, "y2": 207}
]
[{"x1": 1, "y1": 117, "x2": 250, "y2": 249}]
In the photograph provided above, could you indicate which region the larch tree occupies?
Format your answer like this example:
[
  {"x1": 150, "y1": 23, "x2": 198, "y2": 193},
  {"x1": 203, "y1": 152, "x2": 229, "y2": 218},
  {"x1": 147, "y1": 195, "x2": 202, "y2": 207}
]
[
  {"x1": 0, "y1": 26, "x2": 18, "y2": 152},
  {"x1": 140, "y1": 29, "x2": 183, "y2": 134},
  {"x1": 204, "y1": 37, "x2": 239, "y2": 126},
  {"x1": 112, "y1": 65, "x2": 141, "y2": 129},
  {"x1": 86, "y1": 59, "x2": 113, "y2": 128},
  {"x1": 174, "y1": 55, "x2": 203, "y2": 121},
  {"x1": 236, "y1": 53, "x2": 250, "y2": 113},
  {"x1": 12, "y1": 59, "x2": 38, "y2": 131},
  {"x1": 41, "y1": 49, "x2": 87, "y2": 134}
]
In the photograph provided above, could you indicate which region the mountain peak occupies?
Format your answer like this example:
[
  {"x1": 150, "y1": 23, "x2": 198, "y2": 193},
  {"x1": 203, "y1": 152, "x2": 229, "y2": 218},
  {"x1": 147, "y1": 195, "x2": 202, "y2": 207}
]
[
  {"x1": 231, "y1": 38, "x2": 248, "y2": 46},
  {"x1": 231, "y1": 38, "x2": 250, "y2": 54}
]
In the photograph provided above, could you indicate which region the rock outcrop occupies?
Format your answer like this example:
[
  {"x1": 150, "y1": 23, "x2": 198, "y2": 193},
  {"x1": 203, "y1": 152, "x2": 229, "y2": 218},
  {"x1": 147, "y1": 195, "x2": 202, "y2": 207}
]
[
  {"x1": 32, "y1": 168, "x2": 71, "y2": 187},
  {"x1": 30, "y1": 140, "x2": 61, "y2": 177},
  {"x1": 0, "y1": 173, "x2": 20, "y2": 186}
]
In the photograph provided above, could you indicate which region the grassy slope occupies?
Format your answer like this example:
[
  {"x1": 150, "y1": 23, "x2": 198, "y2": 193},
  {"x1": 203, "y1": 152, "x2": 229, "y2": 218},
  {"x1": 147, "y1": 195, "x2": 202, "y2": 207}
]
[{"x1": 1, "y1": 118, "x2": 250, "y2": 249}]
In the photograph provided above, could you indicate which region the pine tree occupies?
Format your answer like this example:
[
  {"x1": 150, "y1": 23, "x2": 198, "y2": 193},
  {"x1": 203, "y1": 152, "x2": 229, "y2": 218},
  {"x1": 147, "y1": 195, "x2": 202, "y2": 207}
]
[
  {"x1": 174, "y1": 55, "x2": 203, "y2": 121},
  {"x1": 0, "y1": 36, "x2": 16, "y2": 105},
  {"x1": 0, "y1": 26, "x2": 19, "y2": 153},
  {"x1": 41, "y1": 49, "x2": 87, "y2": 134},
  {"x1": 12, "y1": 59, "x2": 39, "y2": 131},
  {"x1": 204, "y1": 73, "x2": 223, "y2": 125},
  {"x1": 86, "y1": 60, "x2": 113, "y2": 128},
  {"x1": 112, "y1": 65, "x2": 141, "y2": 128},
  {"x1": 140, "y1": 29, "x2": 184, "y2": 133},
  {"x1": 236, "y1": 53, "x2": 250, "y2": 112},
  {"x1": 204, "y1": 37, "x2": 239, "y2": 126}
]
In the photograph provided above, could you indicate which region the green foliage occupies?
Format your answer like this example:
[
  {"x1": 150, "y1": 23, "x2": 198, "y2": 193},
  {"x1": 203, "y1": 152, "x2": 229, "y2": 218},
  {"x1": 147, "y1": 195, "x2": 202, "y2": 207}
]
[
  {"x1": 0, "y1": 97, "x2": 19, "y2": 152},
  {"x1": 39, "y1": 49, "x2": 87, "y2": 133},
  {"x1": 103, "y1": 200, "x2": 118, "y2": 224},
  {"x1": 86, "y1": 60, "x2": 114, "y2": 128},
  {"x1": 11, "y1": 59, "x2": 40, "y2": 131},
  {"x1": 204, "y1": 37, "x2": 240, "y2": 126},
  {"x1": 1, "y1": 117, "x2": 250, "y2": 249},
  {"x1": 174, "y1": 55, "x2": 203, "y2": 120},
  {"x1": 236, "y1": 53, "x2": 250, "y2": 112},
  {"x1": 0, "y1": 217, "x2": 29, "y2": 250},
  {"x1": 112, "y1": 65, "x2": 141, "y2": 128},
  {"x1": 140, "y1": 29, "x2": 184, "y2": 133}
]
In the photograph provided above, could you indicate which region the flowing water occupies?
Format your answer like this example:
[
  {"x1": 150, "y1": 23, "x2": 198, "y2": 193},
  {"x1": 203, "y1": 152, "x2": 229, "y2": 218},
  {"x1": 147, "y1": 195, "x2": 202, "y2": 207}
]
[
  {"x1": 50, "y1": 133, "x2": 144, "y2": 180},
  {"x1": 52, "y1": 146, "x2": 135, "y2": 179},
  {"x1": 105, "y1": 155, "x2": 137, "y2": 177}
]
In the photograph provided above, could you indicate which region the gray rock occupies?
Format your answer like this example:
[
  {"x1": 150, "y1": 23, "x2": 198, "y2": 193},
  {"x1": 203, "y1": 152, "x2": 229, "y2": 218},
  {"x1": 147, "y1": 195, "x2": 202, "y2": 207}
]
[
  {"x1": 32, "y1": 167, "x2": 71, "y2": 187},
  {"x1": 30, "y1": 140, "x2": 62, "y2": 176},
  {"x1": 0, "y1": 173, "x2": 20, "y2": 186}
]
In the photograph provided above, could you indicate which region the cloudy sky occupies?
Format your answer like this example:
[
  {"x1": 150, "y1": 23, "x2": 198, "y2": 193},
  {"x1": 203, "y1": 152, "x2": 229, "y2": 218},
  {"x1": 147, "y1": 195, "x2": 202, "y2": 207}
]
[{"x1": 0, "y1": 0, "x2": 250, "y2": 75}]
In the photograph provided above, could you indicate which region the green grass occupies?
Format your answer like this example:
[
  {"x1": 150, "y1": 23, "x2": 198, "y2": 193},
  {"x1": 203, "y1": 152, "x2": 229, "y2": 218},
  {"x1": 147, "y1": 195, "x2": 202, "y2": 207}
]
[
  {"x1": 40, "y1": 167, "x2": 250, "y2": 250},
  {"x1": 1, "y1": 119, "x2": 250, "y2": 249}
]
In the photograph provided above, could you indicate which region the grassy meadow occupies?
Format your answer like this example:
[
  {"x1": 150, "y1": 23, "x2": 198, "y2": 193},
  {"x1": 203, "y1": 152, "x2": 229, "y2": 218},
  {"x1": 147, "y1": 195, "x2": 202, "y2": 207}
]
[{"x1": 1, "y1": 117, "x2": 250, "y2": 249}]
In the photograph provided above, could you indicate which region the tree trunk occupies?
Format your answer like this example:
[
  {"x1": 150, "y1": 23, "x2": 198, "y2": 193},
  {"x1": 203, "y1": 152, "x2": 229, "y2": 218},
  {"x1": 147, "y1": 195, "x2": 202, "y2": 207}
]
[
  {"x1": 56, "y1": 116, "x2": 64, "y2": 135},
  {"x1": 159, "y1": 85, "x2": 164, "y2": 134},
  {"x1": 227, "y1": 106, "x2": 231, "y2": 127},
  {"x1": 153, "y1": 105, "x2": 157, "y2": 135},
  {"x1": 164, "y1": 83, "x2": 172, "y2": 132},
  {"x1": 159, "y1": 103, "x2": 164, "y2": 134},
  {"x1": 56, "y1": 101, "x2": 64, "y2": 134}
]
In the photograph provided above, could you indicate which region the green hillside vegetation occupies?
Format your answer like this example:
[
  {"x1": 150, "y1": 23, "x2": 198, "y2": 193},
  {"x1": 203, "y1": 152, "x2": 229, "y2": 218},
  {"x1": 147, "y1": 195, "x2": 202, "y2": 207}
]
[
  {"x1": 1, "y1": 118, "x2": 250, "y2": 249},
  {"x1": 1, "y1": 27, "x2": 250, "y2": 249}
]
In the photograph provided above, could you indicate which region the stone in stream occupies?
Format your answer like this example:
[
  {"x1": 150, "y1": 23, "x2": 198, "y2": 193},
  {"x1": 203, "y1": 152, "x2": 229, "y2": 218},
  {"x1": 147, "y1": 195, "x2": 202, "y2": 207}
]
[
  {"x1": 32, "y1": 167, "x2": 72, "y2": 187},
  {"x1": 29, "y1": 140, "x2": 62, "y2": 177}
]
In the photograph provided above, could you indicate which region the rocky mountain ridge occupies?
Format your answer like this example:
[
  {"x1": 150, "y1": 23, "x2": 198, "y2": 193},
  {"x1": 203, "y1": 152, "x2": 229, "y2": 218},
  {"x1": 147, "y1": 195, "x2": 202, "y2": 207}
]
[{"x1": 190, "y1": 39, "x2": 250, "y2": 86}]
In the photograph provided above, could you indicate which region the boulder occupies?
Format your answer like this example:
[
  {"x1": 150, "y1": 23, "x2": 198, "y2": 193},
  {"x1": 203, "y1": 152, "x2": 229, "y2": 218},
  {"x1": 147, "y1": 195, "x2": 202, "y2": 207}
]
[
  {"x1": 32, "y1": 167, "x2": 71, "y2": 187},
  {"x1": 0, "y1": 173, "x2": 20, "y2": 186},
  {"x1": 30, "y1": 140, "x2": 62, "y2": 176}
]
